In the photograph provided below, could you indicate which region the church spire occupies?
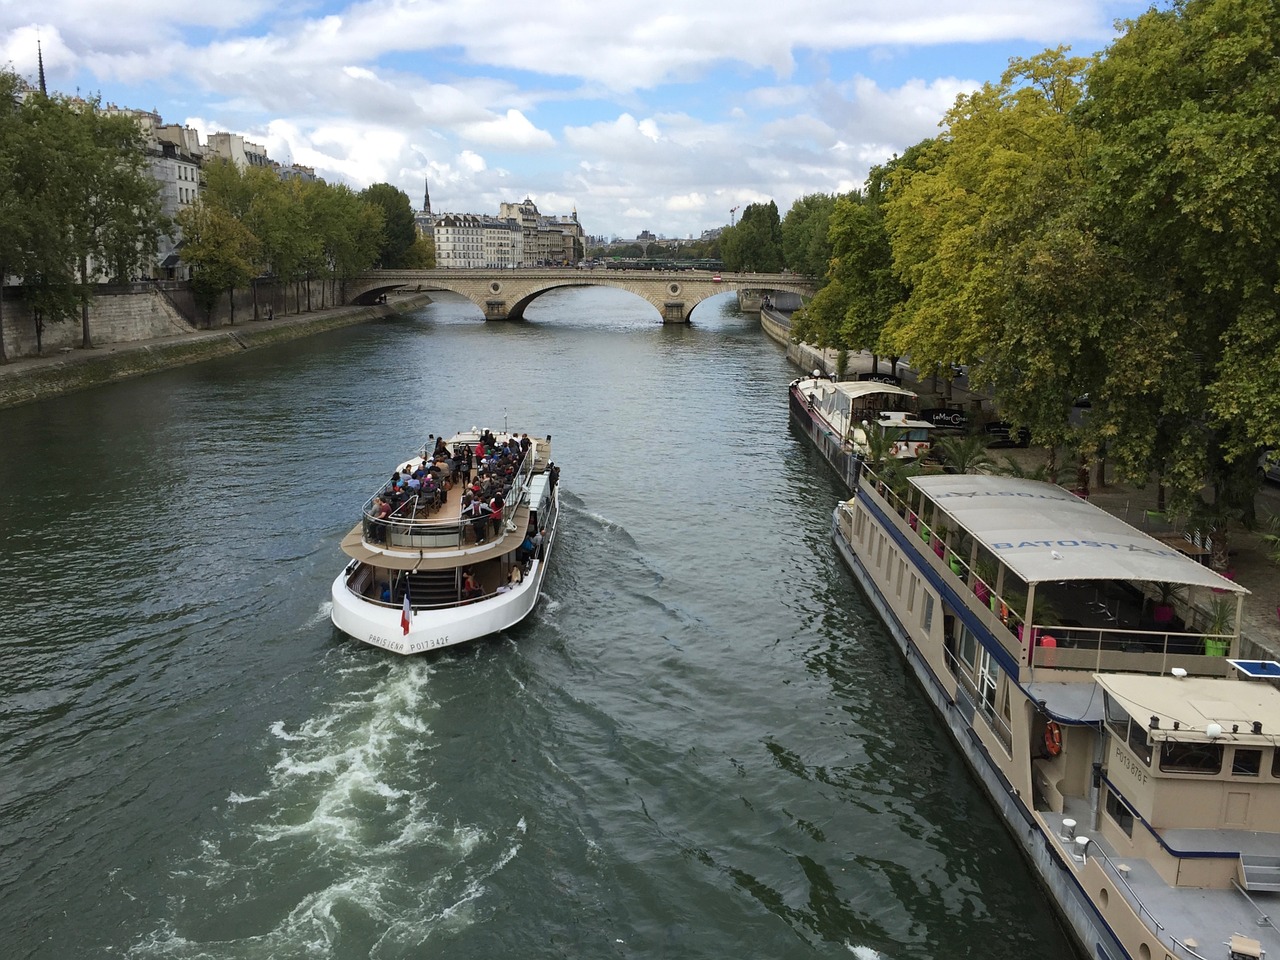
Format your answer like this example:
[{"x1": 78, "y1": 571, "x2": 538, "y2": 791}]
[
  {"x1": 37, "y1": 38, "x2": 47, "y2": 95},
  {"x1": 423, "y1": 178, "x2": 432, "y2": 216}
]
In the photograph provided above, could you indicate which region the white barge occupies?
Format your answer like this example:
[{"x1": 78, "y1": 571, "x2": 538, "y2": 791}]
[
  {"x1": 331, "y1": 430, "x2": 559, "y2": 654},
  {"x1": 789, "y1": 374, "x2": 933, "y2": 486},
  {"x1": 833, "y1": 466, "x2": 1276, "y2": 960}
]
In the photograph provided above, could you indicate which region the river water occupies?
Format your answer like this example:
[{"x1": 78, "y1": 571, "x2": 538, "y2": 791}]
[{"x1": 0, "y1": 288, "x2": 1077, "y2": 959}]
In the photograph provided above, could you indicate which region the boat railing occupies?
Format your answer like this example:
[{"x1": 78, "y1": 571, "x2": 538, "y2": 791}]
[
  {"x1": 1028, "y1": 623, "x2": 1234, "y2": 676},
  {"x1": 360, "y1": 449, "x2": 536, "y2": 547},
  {"x1": 1084, "y1": 842, "x2": 1178, "y2": 953},
  {"x1": 855, "y1": 465, "x2": 1236, "y2": 679},
  {"x1": 855, "y1": 464, "x2": 1029, "y2": 639}
]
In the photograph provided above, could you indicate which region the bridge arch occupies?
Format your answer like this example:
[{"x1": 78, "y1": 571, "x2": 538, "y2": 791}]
[{"x1": 346, "y1": 269, "x2": 816, "y2": 323}]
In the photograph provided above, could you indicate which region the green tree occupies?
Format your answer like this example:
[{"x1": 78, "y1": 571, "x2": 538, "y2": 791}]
[
  {"x1": 359, "y1": 183, "x2": 416, "y2": 268},
  {"x1": 177, "y1": 201, "x2": 257, "y2": 325},
  {"x1": 404, "y1": 233, "x2": 436, "y2": 269},
  {"x1": 0, "y1": 70, "x2": 25, "y2": 362},
  {"x1": 63, "y1": 99, "x2": 164, "y2": 348},
  {"x1": 721, "y1": 201, "x2": 782, "y2": 272},
  {"x1": 1081, "y1": 0, "x2": 1280, "y2": 519},
  {"x1": 883, "y1": 50, "x2": 1107, "y2": 461},
  {"x1": 780, "y1": 193, "x2": 837, "y2": 278}
]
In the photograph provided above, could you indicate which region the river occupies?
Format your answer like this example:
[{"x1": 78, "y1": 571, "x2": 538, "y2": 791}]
[{"x1": 0, "y1": 287, "x2": 1077, "y2": 959}]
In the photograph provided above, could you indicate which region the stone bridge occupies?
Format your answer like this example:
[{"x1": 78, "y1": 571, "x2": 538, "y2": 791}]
[{"x1": 347, "y1": 268, "x2": 816, "y2": 323}]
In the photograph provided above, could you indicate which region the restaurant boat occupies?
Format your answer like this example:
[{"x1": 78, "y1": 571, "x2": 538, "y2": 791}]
[
  {"x1": 832, "y1": 466, "x2": 1276, "y2": 960},
  {"x1": 789, "y1": 374, "x2": 933, "y2": 487},
  {"x1": 331, "y1": 430, "x2": 559, "y2": 654}
]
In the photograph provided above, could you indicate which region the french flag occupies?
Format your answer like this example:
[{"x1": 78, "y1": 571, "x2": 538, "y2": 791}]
[{"x1": 401, "y1": 582, "x2": 412, "y2": 635}]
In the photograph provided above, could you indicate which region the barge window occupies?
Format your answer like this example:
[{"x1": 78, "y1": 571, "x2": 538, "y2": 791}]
[
  {"x1": 1104, "y1": 789, "x2": 1134, "y2": 837},
  {"x1": 1125, "y1": 719, "x2": 1152, "y2": 766},
  {"x1": 1233, "y1": 748, "x2": 1262, "y2": 777},
  {"x1": 907, "y1": 576, "x2": 917, "y2": 613},
  {"x1": 1159, "y1": 741, "x2": 1222, "y2": 775},
  {"x1": 896, "y1": 558, "x2": 905, "y2": 595},
  {"x1": 958, "y1": 626, "x2": 977, "y2": 670},
  {"x1": 1103, "y1": 694, "x2": 1130, "y2": 740},
  {"x1": 923, "y1": 594, "x2": 934, "y2": 631},
  {"x1": 1272, "y1": 750, "x2": 1280, "y2": 779}
]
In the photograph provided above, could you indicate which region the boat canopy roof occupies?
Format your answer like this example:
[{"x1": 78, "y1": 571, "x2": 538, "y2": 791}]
[
  {"x1": 910, "y1": 475, "x2": 1246, "y2": 593},
  {"x1": 802, "y1": 379, "x2": 918, "y2": 403},
  {"x1": 1096, "y1": 674, "x2": 1280, "y2": 744}
]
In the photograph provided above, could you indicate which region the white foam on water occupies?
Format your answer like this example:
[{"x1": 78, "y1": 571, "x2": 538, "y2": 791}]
[
  {"x1": 130, "y1": 658, "x2": 518, "y2": 957},
  {"x1": 301, "y1": 600, "x2": 332, "y2": 630},
  {"x1": 845, "y1": 945, "x2": 882, "y2": 959}
]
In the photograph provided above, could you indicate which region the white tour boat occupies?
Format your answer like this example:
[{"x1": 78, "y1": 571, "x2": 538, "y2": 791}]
[
  {"x1": 789, "y1": 373, "x2": 933, "y2": 486},
  {"x1": 832, "y1": 466, "x2": 1278, "y2": 960},
  {"x1": 331, "y1": 429, "x2": 560, "y2": 654}
]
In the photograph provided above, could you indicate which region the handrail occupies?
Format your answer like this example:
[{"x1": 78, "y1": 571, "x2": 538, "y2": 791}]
[
  {"x1": 856, "y1": 462, "x2": 1232, "y2": 675},
  {"x1": 1084, "y1": 843, "x2": 1179, "y2": 951}
]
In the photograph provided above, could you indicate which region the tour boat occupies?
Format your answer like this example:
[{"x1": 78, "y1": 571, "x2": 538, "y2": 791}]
[
  {"x1": 788, "y1": 374, "x2": 933, "y2": 487},
  {"x1": 330, "y1": 430, "x2": 560, "y2": 654},
  {"x1": 832, "y1": 466, "x2": 1277, "y2": 960}
]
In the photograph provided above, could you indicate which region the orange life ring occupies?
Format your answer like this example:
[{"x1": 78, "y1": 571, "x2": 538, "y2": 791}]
[
  {"x1": 1044, "y1": 721, "x2": 1063, "y2": 757},
  {"x1": 890, "y1": 443, "x2": 902, "y2": 456}
]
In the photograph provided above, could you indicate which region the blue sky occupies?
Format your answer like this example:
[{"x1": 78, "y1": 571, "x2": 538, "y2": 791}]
[{"x1": 1, "y1": 0, "x2": 1149, "y2": 239}]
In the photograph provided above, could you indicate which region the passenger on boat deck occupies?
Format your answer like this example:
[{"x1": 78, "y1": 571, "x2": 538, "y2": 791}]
[
  {"x1": 462, "y1": 570, "x2": 480, "y2": 599},
  {"x1": 406, "y1": 475, "x2": 421, "y2": 491},
  {"x1": 516, "y1": 531, "x2": 535, "y2": 565},
  {"x1": 509, "y1": 565, "x2": 522, "y2": 585},
  {"x1": 469, "y1": 497, "x2": 489, "y2": 543},
  {"x1": 433, "y1": 436, "x2": 449, "y2": 459},
  {"x1": 533, "y1": 527, "x2": 545, "y2": 558},
  {"x1": 520, "y1": 433, "x2": 531, "y2": 455},
  {"x1": 489, "y1": 493, "x2": 505, "y2": 536}
]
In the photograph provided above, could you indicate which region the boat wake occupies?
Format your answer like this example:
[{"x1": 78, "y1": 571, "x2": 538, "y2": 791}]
[{"x1": 129, "y1": 659, "x2": 525, "y2": 958}]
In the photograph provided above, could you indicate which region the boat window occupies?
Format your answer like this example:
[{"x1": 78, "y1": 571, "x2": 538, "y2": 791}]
[
  {"x1": 907, "y1": 576, "x2": 917, "y2": 612},
  {"x1": 1104, "y1": 789, "x2": 1135, "y2": 837},
  {"x1": 1103, "y1": 693, "x2": 1130, "y2": 741},
  {"x1": 1159, "y1": 741, "x2": 1223, "y2": 775},
  {"x1": 923, "y1": 594, "x2": 934, "y2": 632},
  {"x1": 958, "y1": 626, "x2": 977, "y2": 670},
  {"x1": 1233, "y1": 748, "x2": 1262, "y2": 777},
  {"x1": 1126, "y1": 719, "x2": 1152, "y2": 766}
]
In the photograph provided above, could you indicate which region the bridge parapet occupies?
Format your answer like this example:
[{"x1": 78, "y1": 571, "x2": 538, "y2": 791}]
[{"x1": 348, "y1": 268, "x2": 816, "y2": 323}]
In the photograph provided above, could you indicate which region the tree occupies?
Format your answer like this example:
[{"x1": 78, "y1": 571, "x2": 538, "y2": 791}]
[
  {"x1": 359, "y1": 183, "x2": 416, "y2": 268},
  {"x1": 882, "y1": 50, "x2": 1108, "y2": 462},
  {"x1": 1081, "y1": 0, "x2": 1280, "y2": 519},
  {"x1": 780, "y1": 193, "x2": 837, "y2": 278},
  {"x1": 721, "y1": 201, "x2": 782, "y2": 272},
  {"x1": 0, "y1": 70, "x2": 25, "y2": 362},
  {"x1": 176, "y1": 201, "x2": 257, "y2": 325},
  {"x1": 62, "y1": 99, "x2": 164, "y2": 347},
  {"x1": 404, "y1": 233, "x2": 436, "y2": 269}
]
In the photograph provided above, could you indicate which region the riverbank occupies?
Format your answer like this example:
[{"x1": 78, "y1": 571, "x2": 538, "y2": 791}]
[
  {"x1": 762, "y1": 306, "x2": 1280, "y2": 658},
  {"x1": 0, "y1": 292, "x2": 432, "y2": 410}
]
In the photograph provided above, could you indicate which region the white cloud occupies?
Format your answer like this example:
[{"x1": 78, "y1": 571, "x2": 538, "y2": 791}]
[{"x1": 0, "y1": 0, "x2": 1142, "y2": 235}]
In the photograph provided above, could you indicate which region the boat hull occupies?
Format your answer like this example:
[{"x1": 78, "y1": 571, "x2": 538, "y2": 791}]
[
  {"x1": 331, "y1": 520, "x2": 557, "y2": 655},
  {"x1": 831, "y1": 509, "x2": 1127, "y2": 960}
]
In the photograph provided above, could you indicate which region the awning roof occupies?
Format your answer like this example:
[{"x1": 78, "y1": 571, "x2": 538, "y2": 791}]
[{"x1": 910, "y1": 475, "x2": 1246, "y2": 592}]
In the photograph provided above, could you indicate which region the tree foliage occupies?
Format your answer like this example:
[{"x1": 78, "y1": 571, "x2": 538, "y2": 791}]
[
  {"x1": 721, "y1": 201, "x2": 783, "y2": 272},
  {"x1": 359, "y1": 183, "x2": 417, "y2": 268}
]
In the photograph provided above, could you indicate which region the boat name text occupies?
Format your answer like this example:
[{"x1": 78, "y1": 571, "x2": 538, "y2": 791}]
[{"x1": 991, "y1": 539, "x2": 1180, "y2": 559}]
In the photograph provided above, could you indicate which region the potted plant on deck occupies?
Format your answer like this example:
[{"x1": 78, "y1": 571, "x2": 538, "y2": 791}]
[
  {"x1": 1202, "y1": 597, "x2": 1234, "y2": 657},
  {"x1": 1150, "y1": 582, "x2": 1184, "y2": 627}
]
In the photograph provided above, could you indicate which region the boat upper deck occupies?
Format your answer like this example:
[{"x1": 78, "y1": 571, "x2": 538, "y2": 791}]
[{"x1": 340, "y1": 431, "x2": 553, "y2": 570}]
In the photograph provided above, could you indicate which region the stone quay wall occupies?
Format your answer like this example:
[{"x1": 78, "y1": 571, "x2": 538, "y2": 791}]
[
  {"x1": 0, "y1": 292, "x2": 433, "y2": 411},
  {"x1": 2, "y1": 283, "x2": 197, "y2": 358}
]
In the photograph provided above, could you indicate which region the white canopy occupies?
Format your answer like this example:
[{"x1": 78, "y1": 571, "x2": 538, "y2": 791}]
[{"x1": 910, "y1": 475, "x2": 1246, "y2": 593}]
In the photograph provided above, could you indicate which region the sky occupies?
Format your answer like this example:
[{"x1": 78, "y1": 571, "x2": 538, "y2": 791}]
[{"x1": 1, "y1": 0, "x2": 1150, "y2": 241}]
